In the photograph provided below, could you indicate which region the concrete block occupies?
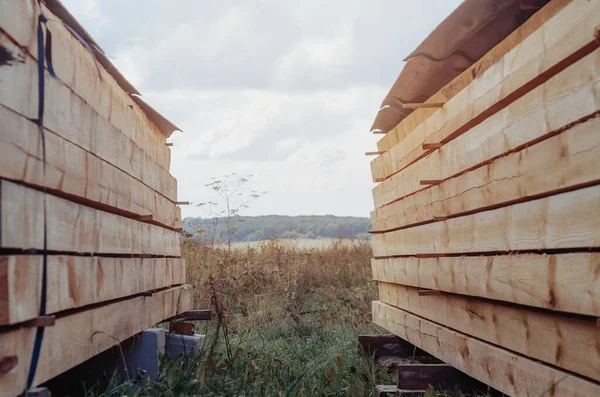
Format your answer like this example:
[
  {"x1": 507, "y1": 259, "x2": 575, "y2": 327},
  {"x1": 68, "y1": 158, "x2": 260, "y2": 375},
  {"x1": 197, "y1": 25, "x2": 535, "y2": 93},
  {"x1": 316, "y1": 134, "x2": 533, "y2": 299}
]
[
  {"x1": 124, "y1": 328, "x2": 166, "y2": 381},
  {"x1": 165, "y1": 333, "x2": 206, "y2": 360}
]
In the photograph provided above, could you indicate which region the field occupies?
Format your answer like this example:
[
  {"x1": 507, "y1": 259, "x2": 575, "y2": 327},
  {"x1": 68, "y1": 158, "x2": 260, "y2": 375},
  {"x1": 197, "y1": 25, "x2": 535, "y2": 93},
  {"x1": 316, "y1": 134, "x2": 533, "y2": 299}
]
[{"x1": 88, "y1": 238, "x2": 488, "y2": 396}]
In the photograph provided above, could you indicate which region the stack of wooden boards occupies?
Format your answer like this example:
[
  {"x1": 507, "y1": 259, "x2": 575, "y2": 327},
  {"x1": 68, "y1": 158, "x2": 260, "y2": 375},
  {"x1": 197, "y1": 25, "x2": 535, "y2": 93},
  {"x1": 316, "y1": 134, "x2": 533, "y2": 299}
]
[
  {"x1": 0, "y1": 1, "x2": 192, "y2": 395},
  {"x1": 368, "y1": 0, "x2": 600, "y2": 396}
]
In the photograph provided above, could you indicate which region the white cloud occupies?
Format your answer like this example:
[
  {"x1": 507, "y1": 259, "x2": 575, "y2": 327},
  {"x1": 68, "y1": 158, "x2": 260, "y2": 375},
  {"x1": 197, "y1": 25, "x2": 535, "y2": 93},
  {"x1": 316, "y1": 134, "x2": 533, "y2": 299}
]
[{"x1": 60, "y1": 0, "x2": 463, "y2": 217}]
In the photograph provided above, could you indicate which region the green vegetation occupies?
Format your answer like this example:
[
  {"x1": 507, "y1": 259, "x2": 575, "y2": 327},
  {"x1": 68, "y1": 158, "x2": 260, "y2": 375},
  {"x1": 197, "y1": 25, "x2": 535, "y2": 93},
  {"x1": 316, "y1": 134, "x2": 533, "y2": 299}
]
[
  {"x1": 87, "y1": 239, "x2": 490, "y2": 397},
  {"x1": 183, "y1": 215, "x2": 371, "y2": 243}
]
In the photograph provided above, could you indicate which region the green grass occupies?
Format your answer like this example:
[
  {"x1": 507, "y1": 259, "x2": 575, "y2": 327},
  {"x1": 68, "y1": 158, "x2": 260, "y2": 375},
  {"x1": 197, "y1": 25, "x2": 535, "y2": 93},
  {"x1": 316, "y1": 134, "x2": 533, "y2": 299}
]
[{"x1": 84, "y1": 240, "x2": 492, "y2": 397}]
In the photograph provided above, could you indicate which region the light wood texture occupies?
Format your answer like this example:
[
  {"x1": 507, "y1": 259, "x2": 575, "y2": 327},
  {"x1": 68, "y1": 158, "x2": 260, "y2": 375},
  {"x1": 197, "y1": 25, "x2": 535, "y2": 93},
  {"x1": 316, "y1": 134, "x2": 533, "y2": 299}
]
[
  {"x1": 373, "y1": 47, "x2": 600, "y2": 208},
  {"x1": 0, "y1": 34, "x2": 177, "y2": 201},
  {"x1": 378, "y1": 283, "x2": 600, "y2": 381},
  {"x1": 372, "y1": 0, "x2": 600, "y2": 179},
  {"x1": 0, "y1": 256, "x2": 186, "y2": 325},
  {"x1": 0, "y1": 285, "x2": 193, "y2": 396},
  {"x1": 0, "y1": 107, "x2": 181, "y2": 229},
  {"x1": 375, "y1": 0, "x2": 572, "y2": 151},
  {"x1": 372, "y1": 185, "x2": 600, "y2": 257},
  {"x1": 371, "y1": 115, "x2": 600, "y2": 231},
  {"x1": 0, "y1": 0, "x2": 171, "y2": 170},
  {"x1": 0, "y1": 180, "x2": 181, "y2": 256},
  {"x1": 372, "y1": 301, "x2": 600, "y2": 397},
  {"x1": 371, "y1": 254, "x2": 600, "y2": 317},
  {"x1": 401, "y1": 103, "x2": 445, "y2": 109}
]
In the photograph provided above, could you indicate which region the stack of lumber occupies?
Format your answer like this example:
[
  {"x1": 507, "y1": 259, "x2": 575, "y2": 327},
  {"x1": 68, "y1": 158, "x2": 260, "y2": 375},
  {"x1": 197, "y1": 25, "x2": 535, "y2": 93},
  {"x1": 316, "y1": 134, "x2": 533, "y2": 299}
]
[
  {"x1": 368, "y1": 1, "x2": 600, "y2": 396},
  {"x1": 0, "y1": 1, "x2": 192, "y2": 395}
]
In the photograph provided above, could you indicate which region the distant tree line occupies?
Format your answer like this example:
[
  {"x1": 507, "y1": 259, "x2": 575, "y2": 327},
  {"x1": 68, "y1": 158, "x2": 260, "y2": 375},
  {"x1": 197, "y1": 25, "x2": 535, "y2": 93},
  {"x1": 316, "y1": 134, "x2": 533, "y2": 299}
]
[{"x1": 182, "y1": 215, "x2": 371, "y2": 242}]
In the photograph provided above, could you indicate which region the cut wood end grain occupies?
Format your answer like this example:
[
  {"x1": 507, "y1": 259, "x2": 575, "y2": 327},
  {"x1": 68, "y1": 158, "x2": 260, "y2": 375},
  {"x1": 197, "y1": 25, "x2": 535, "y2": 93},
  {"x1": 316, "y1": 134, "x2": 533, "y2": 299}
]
[
  {"x1": 402, "y1": 103, "x2": 445, "y2": 109},
  {"x1": 422, "y1": 143, "x2": 443, "y2": 150},
  {"x1": 23, "y1": 315, "x2": 56, "y2": 328},
  {"x1": 417, "y1": 289, "x2": 443, "y2": 296}
]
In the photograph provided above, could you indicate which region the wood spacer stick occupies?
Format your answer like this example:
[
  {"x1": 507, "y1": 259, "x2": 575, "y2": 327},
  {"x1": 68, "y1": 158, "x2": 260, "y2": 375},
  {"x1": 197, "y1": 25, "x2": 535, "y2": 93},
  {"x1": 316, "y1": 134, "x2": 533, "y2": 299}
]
[
  {"x1": 432, "y1": 216, "x2": 448, "y2": 221},
  {"x1": 141, "y1": 291, "x2": 154, "y2": 297},
  {"x1": 422, "y1": 143, "x2": 442, "y2": 150},
  {"x1": 418, "y1": 289, "x2": 443, "y2": 296},
  {"x1": 23, "y1": 315, "x2": 56, "y2": 328},
  {"x1": 365, "y1": 151, "x2": 386, "y2": 156},
  {"x1": 175, "y1": 201, "x2": 190, "y2": 205},
  {"x1": 374, "y1": 177, "x2": 386, "y2": 183},
  {"x1": 402, "y1": 102, "x2": 445, "y2": 109},
  {"x1": 0, "y1": 356, "x2": 18, "y2": 375},
  {"x1": 420, "y1": 180, "x2": 443, "y2": 185},
  {"x1": 165, "y1": 143, "x2": 173, "y2": 147},
  {"x1": 174, "y1": 227, "x2": 183, "y2": 233},
  {"x1": 137, "y1": 215, "x2": 153, "y2": 222},
  {"x1": 371, "y1": 129, "x2": 386, "y2": 134},
  {"x1": 175, "y1": 310, "x2": 212, "y2": 321}
]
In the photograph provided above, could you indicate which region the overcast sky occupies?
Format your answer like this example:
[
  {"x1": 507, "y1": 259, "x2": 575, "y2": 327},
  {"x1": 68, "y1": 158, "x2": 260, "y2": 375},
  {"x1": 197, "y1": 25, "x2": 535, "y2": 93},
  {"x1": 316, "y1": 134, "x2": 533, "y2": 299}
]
[{"x1": 62, "y1": 0, "x2": 461, "y2": 219}]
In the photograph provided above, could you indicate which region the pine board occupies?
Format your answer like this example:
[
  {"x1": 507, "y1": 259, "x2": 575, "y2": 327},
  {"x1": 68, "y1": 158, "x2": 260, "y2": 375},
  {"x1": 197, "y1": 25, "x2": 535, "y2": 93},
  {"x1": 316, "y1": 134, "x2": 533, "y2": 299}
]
[
  {"x1": 372, "y1": 0, "x2": 600, "y2": 179},
  {"x1": 0, "y1": 0, "x2": 171, "y2": 170},
  {"x1": 0, "y1": 107, "x2": 181, "y2": 229},
  {"x1": 372, "y1": 301, "x2": 600, "y2": 397},
  {"x1": 376, "y1": 0, "x2": 571, "y2": 150},
  {"x1": 371, "y1": 115, "x2": 600, "y2": 231},
  {"x1": 0, "y1": 256, "x2": 186, "y2": 325},
  {"x1": 378, "y1": 283, "x2": 600, "y2": 381},
  {"x1": 0, "y1": 34, "x2": 177, "y2": 201},
  {"x1": 0, "y1": 180, "x2": 181, "y2": 256},
  {"x1": 372, "y1": 185, "x2": 600, "y2": 257},
  {"x1": 371, "y1": 254, "x2": 600, "y2": 317},
  {"x1": 373, "y1": 47, "x2": 600, "y2": 208},
  {"x1": 0, "y1": 285, "x2": 193, "y2": 396}
]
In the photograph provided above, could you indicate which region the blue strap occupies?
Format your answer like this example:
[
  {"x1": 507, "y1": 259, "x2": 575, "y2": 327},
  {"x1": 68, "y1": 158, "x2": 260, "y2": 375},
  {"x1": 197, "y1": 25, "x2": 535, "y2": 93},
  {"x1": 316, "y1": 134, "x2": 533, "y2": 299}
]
[{"x1": 24, "y1": 3, "x2": 55, "y2": 391}]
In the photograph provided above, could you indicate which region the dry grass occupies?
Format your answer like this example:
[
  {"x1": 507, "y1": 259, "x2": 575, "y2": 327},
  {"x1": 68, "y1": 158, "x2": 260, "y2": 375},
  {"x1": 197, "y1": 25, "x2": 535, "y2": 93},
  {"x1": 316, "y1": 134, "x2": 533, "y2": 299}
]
[{"x1": 184, "y1": 236, "x2": 375, "y2": 325}]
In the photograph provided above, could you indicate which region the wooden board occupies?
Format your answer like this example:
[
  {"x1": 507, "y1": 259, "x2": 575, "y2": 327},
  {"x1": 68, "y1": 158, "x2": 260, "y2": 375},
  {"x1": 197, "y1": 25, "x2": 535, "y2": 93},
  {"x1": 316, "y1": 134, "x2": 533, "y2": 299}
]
[
  {"x1": 0, "y1": 34, "x2": 177, "y2": 201},
  {"x1": 372, "y1": 301, "x2": 600, "y2": 397},
  {"x1": 378, "y1": 283, "x2": 600, "y2": 381},
  {"x1": 373, "y1": 46, "x2": 600, "y2": 208},
  {"x1": 0, "y1": 285, "x2": 193, "y2": 396},
  {"x1": 0, "y1": 256, "x2": 186, "y2": 326},
  {"x1": 372, "y1": 185, "x2": 600, "y2": 257},
  {"x1": 0, "y1": 1, "x2": 172, "y2": 170},
  {"x1": 371, "y1": 254, "x2": 600, "y2": 317},
  {"x1": 371, "y1": 0, "x2": 600, "y2": 179},
  {"x1": 375, "y1": 0, "x2": 571, "y2": 151},
  {"x1": 371, "y1": 114, "x2": 600, "y2": 231},
  {"x1": 0, "y1": 107, "x2": 181, "y2": 229},
  {"x1": 0, "y1": 180, "x2": 181, "y2": 256}
]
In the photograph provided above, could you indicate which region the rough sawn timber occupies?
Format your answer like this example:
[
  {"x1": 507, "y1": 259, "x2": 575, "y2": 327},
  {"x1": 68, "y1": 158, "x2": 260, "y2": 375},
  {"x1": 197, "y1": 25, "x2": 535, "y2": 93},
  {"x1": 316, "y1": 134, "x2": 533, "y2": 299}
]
[
  {"x1": 0, "y1": 256, "x2": 186, "y2": 326},
  {"x1": 0, "y1": 285, "x2": 193, "y2": 396},
  {"x1": 371, "y1": 0, "x2": 600, "y2": 180},
  {"x1": 371, "y1": 114, "x2": 600, "y2": 231},
  {"x1": 375, "y1": 0, "x2": 571, "y2": 151},
  {"x1": 373, "y1": 44, "x2": 600, "y2": 208},
  {"x1": 372, "y1": 301, "x2": 600, "y2": 397},
  {"x1": 0, "y1": 180, "x2": 181, "y2": 256},
  {"x1": 0, "y1": 107, "x2": 181, "y2": 229},
  {"x1": 378, "y1": 283, "x2": 600, "y2": 381},
  {"x1": 0, "y1": 34, "x2": 177, "y2": 201},
  {"x1": 0, "y1": 0, "x2": 172, "y2": 169},
  {"x1": 371, "y1": 253, "x2": 600, "y2": 317},
  {"x1": 372, "y1": 184, "x2": 600, "y2": 257}
]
